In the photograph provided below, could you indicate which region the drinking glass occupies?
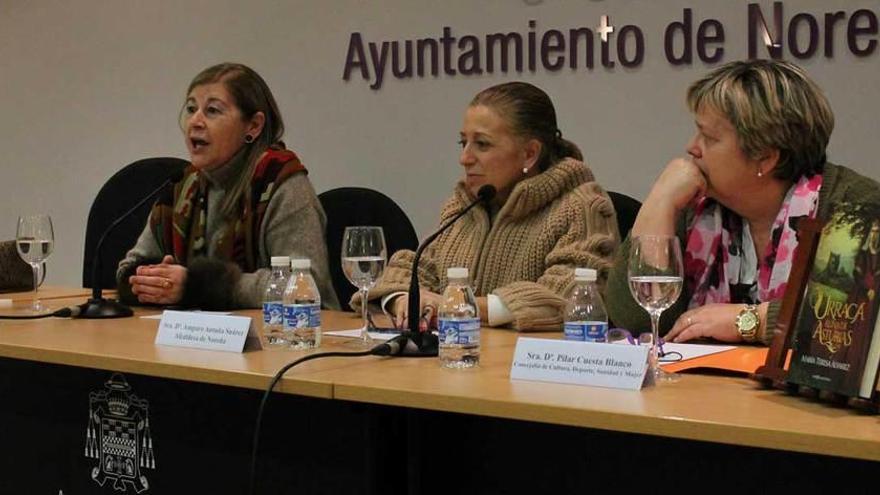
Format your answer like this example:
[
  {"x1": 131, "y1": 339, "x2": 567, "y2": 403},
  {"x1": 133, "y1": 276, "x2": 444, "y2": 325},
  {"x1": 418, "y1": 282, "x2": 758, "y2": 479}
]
[
  {"x1": 16, "y1": 214, "x2": 54, "y2": 311},
  {"x1": 627, "y1": 235, "x2": 683, "y2": 384},
  {"x1": 341, "y1": 226, "x2": 387, "y2": 346}
]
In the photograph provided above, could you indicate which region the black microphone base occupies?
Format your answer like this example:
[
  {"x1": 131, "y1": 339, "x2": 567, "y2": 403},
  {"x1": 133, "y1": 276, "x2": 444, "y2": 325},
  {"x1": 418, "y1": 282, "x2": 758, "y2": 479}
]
[
  {"x1": 77, "y1": 298, "x2": 134, "y2": 319},
  {"x1": 372, "y1": 331, "x2": 439, "y2": 357},
  {"x1": 413, "y1": 332, "x2": 439, "y2": 356},
  {"x1": 398, "y1": 331, "x2": 439, "y2": 357}
]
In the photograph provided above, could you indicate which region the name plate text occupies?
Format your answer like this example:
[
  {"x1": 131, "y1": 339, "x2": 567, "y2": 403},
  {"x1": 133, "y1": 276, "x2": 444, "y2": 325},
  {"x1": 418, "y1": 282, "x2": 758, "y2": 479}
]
[
  {"x1": 510, "y1": 337, "x2": 648, "y2": 390},
  {"x1": 155, "y1": 310, "x2": 262, "y2": 352}
]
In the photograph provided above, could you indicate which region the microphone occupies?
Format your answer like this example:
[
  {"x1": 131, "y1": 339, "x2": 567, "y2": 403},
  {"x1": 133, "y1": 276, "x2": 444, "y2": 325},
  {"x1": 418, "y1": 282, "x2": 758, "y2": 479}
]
[
  {"x1": 78, "y1": 168, "x2": 185, "y2": 319},
  {"x1": 405, "y1": 184, "x2": 496, "y2": 354}
]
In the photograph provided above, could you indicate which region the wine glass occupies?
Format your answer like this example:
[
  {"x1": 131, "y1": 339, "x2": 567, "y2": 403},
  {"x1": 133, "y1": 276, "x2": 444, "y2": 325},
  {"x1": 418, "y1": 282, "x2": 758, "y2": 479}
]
[
  {"x1": 16, "y1": 214, "x2": 54, "y2": 312},
  {"x1": 341, "y1": 226, "x2": 387, "y2": 346},
  {"x1": 628, "y1": 235, "x2": 683, "y2": 384}
]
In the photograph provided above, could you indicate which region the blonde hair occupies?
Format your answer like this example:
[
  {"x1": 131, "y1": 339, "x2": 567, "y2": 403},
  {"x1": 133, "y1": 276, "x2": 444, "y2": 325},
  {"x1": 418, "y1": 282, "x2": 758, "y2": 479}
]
[{"x1": 686, "y1": 59, "x2": 834, "y2": 181}]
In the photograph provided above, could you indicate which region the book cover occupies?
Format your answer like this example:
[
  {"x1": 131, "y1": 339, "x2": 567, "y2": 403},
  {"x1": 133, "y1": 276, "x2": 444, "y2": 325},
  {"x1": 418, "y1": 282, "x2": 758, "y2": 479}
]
[{"x1": 787, "y1": 206, "x2": 880, "y2": 398}]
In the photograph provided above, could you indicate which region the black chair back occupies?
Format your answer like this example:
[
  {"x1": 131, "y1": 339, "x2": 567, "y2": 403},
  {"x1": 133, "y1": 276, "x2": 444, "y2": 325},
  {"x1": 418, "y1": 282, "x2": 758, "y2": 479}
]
[
  {"x1": 0, "y1": 240, "x2": 36, "y2": 291},
  {"x1": 608, "y1": 191, "x2": 642, "y2": 241},
  {"x1": 318, "y1": 187, "x2": 419, "y2": 308},
  {"x1": 83, "y1": 157, "x2": 189, "y2": 289}
]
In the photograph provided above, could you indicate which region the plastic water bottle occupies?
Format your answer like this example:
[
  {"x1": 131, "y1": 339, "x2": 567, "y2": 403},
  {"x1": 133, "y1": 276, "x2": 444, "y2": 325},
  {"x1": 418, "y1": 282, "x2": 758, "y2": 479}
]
[
  {"x1": 283, "y1": 258, "x2": 322, "y2": 349},
  {"x1": 438, "y1": 267, "x2": 480, "y2": 368},
  {"x1": 261, "y1": 256, "x2": 290, "y2": 348},
  {"x1": 564, "y1": 268, "x2": 608, "y2": 342}
]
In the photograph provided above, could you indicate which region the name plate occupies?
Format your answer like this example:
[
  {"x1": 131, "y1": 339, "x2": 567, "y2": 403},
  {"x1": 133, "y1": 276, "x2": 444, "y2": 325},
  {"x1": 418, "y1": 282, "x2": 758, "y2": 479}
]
[
  {"x1": 155, "y1": 310, "x2": 262, "y2": 352},
  {"x1": 510, "y1": 337, "x2": 648, "y2": 390}
]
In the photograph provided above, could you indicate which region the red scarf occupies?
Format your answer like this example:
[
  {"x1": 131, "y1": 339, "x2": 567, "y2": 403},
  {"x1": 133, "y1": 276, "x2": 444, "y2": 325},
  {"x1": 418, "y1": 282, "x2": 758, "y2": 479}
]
[{"x1": 149, "y1": 146, "x2": 306, "y2": 271}]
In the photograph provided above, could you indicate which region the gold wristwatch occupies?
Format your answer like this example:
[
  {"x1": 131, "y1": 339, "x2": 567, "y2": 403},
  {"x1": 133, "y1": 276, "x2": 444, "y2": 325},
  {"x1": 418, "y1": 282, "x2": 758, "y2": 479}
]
[{"x1": 735, "y1": 304, "x2": 759, "y2": 342}]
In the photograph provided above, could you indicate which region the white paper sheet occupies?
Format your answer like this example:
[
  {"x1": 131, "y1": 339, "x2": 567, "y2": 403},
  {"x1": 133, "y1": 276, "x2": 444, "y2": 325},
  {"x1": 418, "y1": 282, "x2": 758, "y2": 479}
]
[
  {"x1": 323, "y1": 328, "x2": 400, "y2": 342},
  {"x1": 140, "y1": 311, "x2": 231, "y2": 320}
]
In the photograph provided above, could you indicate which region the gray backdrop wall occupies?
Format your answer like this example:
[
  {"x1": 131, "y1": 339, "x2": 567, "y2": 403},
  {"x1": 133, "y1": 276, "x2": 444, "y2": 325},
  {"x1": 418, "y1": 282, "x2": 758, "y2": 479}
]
[{"x1": 1, "y1": 0, "x2": 878, "y2": 286}]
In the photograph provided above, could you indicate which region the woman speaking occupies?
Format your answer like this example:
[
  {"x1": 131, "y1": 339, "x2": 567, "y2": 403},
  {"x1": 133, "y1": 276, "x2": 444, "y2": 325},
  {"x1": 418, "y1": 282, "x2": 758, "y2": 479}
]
[{"x1": 117, "y1": 63, "x2": 338, "y2": 310}]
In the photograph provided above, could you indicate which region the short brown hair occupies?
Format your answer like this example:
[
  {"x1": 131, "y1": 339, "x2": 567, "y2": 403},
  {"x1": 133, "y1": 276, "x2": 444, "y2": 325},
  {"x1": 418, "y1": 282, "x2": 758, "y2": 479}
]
[
  {"x1": 183, "y1": 63, "x2": 286, "y2": 216},
  {"x1": 686, "y1": 59, "x2": 834, "y2": 181}
]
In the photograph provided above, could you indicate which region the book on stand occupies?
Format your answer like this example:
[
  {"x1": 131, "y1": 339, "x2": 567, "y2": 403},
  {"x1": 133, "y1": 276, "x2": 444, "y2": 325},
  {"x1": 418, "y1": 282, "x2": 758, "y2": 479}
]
[{"x1": 787, "y1": 206, "x2": 880, "y2": 399}]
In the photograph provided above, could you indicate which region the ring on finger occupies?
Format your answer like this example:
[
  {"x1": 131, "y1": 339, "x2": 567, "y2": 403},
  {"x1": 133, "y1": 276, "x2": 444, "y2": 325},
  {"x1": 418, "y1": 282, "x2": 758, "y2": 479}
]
[
  {"x1": 162, "y1": 278, "x2": 172, "y2": 289},
  {"x1": 687, "y1": 316, "x2": 693, "y2": 326}
]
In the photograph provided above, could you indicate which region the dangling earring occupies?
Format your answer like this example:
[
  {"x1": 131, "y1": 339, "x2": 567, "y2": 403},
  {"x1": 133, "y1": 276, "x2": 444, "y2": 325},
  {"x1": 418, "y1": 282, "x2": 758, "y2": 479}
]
[{"x1": 244, "y1": 134, "x2": 255, "y2": 144}]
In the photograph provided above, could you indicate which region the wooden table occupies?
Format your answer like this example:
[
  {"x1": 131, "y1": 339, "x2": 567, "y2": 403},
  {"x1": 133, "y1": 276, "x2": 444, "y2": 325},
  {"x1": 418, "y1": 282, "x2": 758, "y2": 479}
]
[
  {"x1": 320, "y1": 335, "x2": 880, "y2": 462},
  {"x1": 0, "y1": 302, "x2": 877, "y2": 494},
  {"x1": 0, "y1": 302, "x2": 386, "y2": 494},
  {"x1": 0, "y1": 285, "x2": 92, "y2": 303},
  {"x1": 0, "y1": 301, "x2": 372, "y2": 398}
]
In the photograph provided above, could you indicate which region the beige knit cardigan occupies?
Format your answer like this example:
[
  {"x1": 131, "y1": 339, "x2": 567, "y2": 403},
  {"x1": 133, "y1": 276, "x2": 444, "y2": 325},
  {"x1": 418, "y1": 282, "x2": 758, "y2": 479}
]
[{"x1": 353, "y1": 158, "x2": 620, "y2": 331}]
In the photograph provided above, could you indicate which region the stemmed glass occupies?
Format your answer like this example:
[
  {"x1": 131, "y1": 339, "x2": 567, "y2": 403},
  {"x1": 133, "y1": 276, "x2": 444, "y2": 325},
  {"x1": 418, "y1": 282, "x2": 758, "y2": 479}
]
[
  {"x1": 16, "y1": 214, "x2": 54, "y2": 312},
  {"x1": 628, "y1": 235, "x2": 683, "y2": 384},
  {"x1": 341, "y1": 226, "x2": 387, "y2": 346}
]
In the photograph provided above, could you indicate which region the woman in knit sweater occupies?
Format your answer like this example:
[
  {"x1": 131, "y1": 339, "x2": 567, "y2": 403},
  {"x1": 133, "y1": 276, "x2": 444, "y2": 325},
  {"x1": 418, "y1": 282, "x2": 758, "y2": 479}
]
[
  {"x1": 606, "y1": 59, "x2": 880, "y2": 345},
  {"x1": 354, "y1": 82, "x2": 619, "y2": 331},
  {"x1": 117, "y1": 63, "x2": 339, "y2": 310}
]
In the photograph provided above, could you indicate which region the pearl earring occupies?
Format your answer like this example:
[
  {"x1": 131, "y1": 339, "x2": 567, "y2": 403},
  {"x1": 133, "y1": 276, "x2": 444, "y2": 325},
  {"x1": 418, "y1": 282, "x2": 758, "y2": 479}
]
[
  {"x1": 522, "y1": 167, "x2": 529, "y2": 174},
  {"x1": 757, "y1": 169, "x2": 763, "y2": 178}
]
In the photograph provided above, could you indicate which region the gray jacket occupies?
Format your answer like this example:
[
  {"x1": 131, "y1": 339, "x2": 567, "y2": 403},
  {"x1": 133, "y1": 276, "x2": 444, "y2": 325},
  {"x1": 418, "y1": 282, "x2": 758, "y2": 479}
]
[{"x1": 116, "y1": 159, "x2": 340, "y2": 310}]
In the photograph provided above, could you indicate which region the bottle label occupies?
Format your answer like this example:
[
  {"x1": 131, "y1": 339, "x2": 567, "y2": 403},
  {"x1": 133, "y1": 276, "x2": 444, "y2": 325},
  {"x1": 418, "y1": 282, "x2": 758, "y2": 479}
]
[
  {"x1": 283, "y1": 303, "x2": 321, "y2": 329},
  {"x1": 263, "y1": 302, "x2": 284, "y2": 325},
  {"x1": 438, "y1": 318, "x2": 481, "y2": 345},
  {"x1": 564, "y1": 321, "x2": 608, "y2": 342}
]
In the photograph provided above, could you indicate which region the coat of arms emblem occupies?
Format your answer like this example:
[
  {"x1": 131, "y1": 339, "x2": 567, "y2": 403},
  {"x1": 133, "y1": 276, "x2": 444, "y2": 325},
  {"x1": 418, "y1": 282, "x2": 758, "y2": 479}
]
[{"x1": 85, "y1": 373, "x2": 156, "y2": 493}]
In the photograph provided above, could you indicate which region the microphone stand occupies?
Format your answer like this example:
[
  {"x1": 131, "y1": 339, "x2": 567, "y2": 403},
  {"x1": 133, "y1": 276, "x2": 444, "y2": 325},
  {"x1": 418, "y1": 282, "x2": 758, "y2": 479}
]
[
  {"x1": 79, "y1": 172, "x2": 182, "y2": 318},
  {"x1": 404, "y1": 185, "x2": 496, "y2": 354}
]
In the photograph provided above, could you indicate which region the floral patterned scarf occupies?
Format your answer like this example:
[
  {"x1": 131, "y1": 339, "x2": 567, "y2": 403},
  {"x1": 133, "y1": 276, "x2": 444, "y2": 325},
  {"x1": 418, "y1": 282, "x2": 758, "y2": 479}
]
[{"x1": 684, "y1": 174, "x2": 823, "y2": 308}]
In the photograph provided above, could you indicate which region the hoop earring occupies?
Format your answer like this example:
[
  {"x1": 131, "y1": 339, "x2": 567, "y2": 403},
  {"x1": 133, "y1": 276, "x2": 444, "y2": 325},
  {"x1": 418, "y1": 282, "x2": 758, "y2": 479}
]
[{"x1": 244, "y1": 134, "x2": 255, "y2": 144}]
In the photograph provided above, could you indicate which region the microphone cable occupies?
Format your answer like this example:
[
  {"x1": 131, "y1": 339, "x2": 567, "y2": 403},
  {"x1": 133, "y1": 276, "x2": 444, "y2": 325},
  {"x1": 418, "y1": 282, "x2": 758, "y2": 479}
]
[
  {"x1": 248, "y1": 340, "x2": 400, "y2": 495},
  {"x1": 0, "y1": 306, "x2": 78, "y2": 320}
]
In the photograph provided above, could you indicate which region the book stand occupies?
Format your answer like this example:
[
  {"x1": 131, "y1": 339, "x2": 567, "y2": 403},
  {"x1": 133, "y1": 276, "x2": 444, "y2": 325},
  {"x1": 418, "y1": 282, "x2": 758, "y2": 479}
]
[{"x1": 751, "y1": 218, "x2": 880, "y2": 413}]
